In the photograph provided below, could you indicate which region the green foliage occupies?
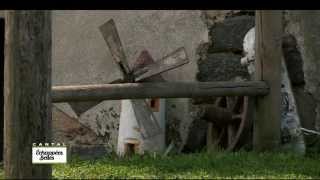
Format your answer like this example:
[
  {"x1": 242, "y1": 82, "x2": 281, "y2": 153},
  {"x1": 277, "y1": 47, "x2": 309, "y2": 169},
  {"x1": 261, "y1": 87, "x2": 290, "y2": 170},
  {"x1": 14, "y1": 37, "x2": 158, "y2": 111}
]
[{"x1": 1, "y1": 151, "x2": 320, "y2": 179}]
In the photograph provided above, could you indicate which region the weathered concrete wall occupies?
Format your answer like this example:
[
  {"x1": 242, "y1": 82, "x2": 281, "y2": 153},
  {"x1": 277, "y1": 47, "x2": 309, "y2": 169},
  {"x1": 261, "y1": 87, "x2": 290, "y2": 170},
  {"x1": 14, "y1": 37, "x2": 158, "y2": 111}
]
[{"x1": 51, "y1": 10, "x2": 208, "y2": 153}]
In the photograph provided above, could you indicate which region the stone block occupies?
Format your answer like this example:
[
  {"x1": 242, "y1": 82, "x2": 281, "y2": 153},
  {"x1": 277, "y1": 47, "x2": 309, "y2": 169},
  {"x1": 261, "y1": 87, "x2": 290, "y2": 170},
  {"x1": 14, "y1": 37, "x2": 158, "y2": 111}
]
[
  {"x1": 283, "y1": 34, "x2": 305, "y2": 85},
  {"x1": 208, "y1": 15, "x2": 254, "y2": 53},
  {"x1": 293, "y1": 87, "x2": 316, "y2": 130},
  {"x1": 197, "y1": 53, "x2": 249, "y2": 82}
]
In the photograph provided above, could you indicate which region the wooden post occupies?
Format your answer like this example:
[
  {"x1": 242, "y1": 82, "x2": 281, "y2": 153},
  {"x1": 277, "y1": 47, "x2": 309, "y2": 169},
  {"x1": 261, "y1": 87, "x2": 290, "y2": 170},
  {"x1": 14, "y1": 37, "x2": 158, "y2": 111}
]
[
  {"x1": 0, "y1": 17, "x2": 4, "y2": 161},
  {"x1": 4, "y1": 11, "x2": 52, "y2": 178},
  {"x1": 253, "y1": 11, "x2": 283, "y2": 151}
]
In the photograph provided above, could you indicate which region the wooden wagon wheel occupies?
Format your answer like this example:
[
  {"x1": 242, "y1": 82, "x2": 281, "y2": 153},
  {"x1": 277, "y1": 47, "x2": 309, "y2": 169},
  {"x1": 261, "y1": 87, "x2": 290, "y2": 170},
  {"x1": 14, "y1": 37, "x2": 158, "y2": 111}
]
[{"x1": 206, "y1": 96, "x2": 250, "y2": 151}]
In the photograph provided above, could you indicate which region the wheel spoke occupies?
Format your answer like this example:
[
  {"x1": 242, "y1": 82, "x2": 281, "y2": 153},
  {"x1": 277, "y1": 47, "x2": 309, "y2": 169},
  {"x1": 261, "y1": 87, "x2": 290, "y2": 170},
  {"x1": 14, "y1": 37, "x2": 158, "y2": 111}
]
[
  {"x1": 233, "y1": 96, "x2": 243, "y2": 113},
  {"x1": 207, "y1": 96, "x2": 250, "y2": 152},
  {"x1": 215, "y1": 97, "x2": 223, "y2": 106},
  {"x1": 215, "y1": 128, "x2": 225, "y2": 146},
  {"x1": 232, "y1": 114, "x2": 243, "y2": 120},
  {"x1": 227, "y1": 125, "x2": 235, "y2": 147},
  {"x1": 226, "y1": 97, "x2": 237, "y2": 111}
]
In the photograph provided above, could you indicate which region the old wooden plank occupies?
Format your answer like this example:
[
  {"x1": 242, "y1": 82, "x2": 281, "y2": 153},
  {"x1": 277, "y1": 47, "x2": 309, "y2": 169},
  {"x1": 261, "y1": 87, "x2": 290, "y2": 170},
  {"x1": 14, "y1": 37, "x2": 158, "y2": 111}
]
[
  {"x1": 131, "y1": 99, "x2": 162, "y2": 139},
  {"x1": 99, "y1": 19, "x2": 131, "y2": 75},
  {"x1": 130, "y1": 50, "x2": 164, "y2": 140},
  {"x1": 4, "y1": 11, "x2": 52, "y2": 178},
  {"x1": 253, "y1": 10, "x2": 283, "y2": 151},
  {"x1": 0, "y1": 17, "x2": 4, "y2": 161},
  {"x1": 52, "y1": 81, "x2": 269, "y2": 102},
  {"x1": 133, "y1": 47, "x2": 189, "y2": 82},
  {"x1": 207, "y1": 123, "x2": 222, "y2": 152}
]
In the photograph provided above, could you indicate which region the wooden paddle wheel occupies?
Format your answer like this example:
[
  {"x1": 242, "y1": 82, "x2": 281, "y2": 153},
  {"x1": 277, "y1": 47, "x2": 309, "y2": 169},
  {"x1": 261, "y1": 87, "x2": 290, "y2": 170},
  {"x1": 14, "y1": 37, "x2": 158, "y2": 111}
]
[{"x1": 205, "y1": 96, "x2": 252, "y2": 151}]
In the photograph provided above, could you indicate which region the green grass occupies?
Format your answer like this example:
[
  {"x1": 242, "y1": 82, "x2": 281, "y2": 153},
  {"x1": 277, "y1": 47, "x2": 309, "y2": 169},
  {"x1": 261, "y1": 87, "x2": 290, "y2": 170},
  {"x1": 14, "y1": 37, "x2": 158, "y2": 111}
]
[{"x1": 1, "y1": 151, "x2": 320, "y2": 179}]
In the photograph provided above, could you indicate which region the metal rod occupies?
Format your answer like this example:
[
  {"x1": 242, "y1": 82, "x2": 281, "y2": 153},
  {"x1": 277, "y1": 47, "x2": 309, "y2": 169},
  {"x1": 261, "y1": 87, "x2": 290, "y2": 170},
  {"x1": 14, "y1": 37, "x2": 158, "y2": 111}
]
[
  {"x1": 301, "y1": 128, "x2": 320, "y2": 136},
  {"x1": 52, "y1": 81, "x2": 269, "y2": 102}
]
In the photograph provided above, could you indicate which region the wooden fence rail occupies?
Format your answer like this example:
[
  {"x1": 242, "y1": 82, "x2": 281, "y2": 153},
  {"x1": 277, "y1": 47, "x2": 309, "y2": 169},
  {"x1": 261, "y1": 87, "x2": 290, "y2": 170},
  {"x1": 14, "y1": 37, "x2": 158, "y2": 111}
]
[{"x1": 52, "y1": 81, "x2": 269, "y2": 102}]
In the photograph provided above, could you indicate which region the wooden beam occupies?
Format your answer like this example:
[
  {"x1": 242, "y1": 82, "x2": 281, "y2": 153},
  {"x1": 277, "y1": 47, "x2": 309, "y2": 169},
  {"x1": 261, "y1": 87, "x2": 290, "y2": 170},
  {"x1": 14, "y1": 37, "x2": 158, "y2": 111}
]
[
  {"x1": 253, "y1": 11, "x2": 283, "y2": 151},
  {"x1": 0, "y1": 17, "x2": 4, "y2": 162},
  {"x1": 4, "y1": 11, "x2": 52, "y2": 178},
  {"x1": 52, "y1": 81, "x2": 269, "y2": 102}
]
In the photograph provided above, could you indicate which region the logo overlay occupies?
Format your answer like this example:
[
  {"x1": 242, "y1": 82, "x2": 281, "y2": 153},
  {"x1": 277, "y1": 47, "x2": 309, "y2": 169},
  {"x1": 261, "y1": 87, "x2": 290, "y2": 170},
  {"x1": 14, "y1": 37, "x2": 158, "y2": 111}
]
[{"x1": 32, "y1": 143, "x2": 67, "y2": 164}]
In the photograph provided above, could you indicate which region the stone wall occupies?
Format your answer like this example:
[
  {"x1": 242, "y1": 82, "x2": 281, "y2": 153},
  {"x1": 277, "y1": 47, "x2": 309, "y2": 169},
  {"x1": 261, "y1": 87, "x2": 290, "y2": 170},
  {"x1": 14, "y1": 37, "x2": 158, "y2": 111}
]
[
  {"x1": 284, "y1": 11, "x2": 320, "y2": 133},
  {"x1": 283, "y1": 11, "x2": 320, "y2": 153},
  {"x1": 186, "y1": 10, "x2": 320, "y2": 152},
  {"x1": 183, "y1": 11, "x2": 254, "y2": 152}
]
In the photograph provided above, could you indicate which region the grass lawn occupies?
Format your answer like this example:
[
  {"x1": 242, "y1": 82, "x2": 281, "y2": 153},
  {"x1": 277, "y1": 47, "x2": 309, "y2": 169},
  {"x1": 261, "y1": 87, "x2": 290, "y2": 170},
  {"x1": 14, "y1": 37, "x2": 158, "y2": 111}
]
[{"x1": 0, "y1": 151, "x2": 319, "y2": 179}]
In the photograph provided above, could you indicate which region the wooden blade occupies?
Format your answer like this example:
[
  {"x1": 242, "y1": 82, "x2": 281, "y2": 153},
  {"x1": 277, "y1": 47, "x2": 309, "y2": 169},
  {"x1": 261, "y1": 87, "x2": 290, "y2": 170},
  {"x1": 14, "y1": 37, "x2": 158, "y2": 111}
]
[
  {"x1": 133, "y1": 47, "x2": 189, "y2": 82},
  {"x1": 132, "y1": 50, "x2": 165, "y2": 82},
  {"x1": 68, "y1": 101, "x2": 101, "y2": 117},
  {"x1": 99, "y1": 19, "x2": 131, "y2": 75},
  {"x1": 68, "y1": 76, "x2": 129, "y2": 116},
  {"x1": 67, "y1": 50, "x2": 159, "y2": 116},
  {"x1": 132, "y1": 50, "x2": 154, "y2": 73},
  {"x1": 131, "y1": 99, "x2": 162, "y2": 139}
]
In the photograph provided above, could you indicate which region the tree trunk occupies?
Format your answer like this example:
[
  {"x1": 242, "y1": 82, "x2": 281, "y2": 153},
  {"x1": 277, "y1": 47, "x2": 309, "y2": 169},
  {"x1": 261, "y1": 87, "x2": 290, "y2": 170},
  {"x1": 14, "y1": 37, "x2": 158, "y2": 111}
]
[{"x1": 4, "y1": 11, "x2": 52, "y2": 178}]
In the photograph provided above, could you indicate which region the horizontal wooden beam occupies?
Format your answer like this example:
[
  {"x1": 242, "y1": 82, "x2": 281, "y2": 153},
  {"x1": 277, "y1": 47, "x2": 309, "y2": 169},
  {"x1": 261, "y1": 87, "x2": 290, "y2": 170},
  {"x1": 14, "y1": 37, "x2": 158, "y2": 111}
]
[{"x1": 52, "y1": 81, "x2": 269, "y2": 102}]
